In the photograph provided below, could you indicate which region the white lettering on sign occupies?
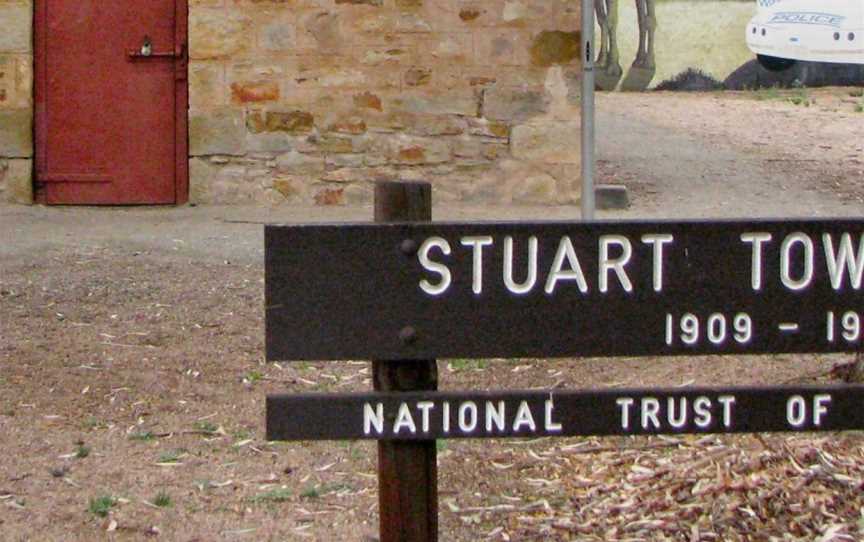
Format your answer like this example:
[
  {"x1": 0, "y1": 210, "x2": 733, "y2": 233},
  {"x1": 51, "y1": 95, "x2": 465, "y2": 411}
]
[
  {"x1": 599, "y1": 235, "x2": 634, "y2": 293},
  {"x1": 418, "y1": 237, "x2": 451, "y2": 296},
  {"x1": 513, "y1": 401, "x2": 537, "y2": 432},
  {"x1": 394, "y1": 403, "x2": 417, "y2": 434},
  {"x1": 780, "y1": 232, "x2": 814, "y2": 291},
  {"x1": 742, "y1": 232, "x2": 864, "y2": 292},
  {"x1": 693, "y1": 397, "x2": 712, "y2": 428},
  {"x1": 364, "y1": 403, "x2": 384, "y2": 435},
  {"x1": 416, "y1": 233, "x2": 673, "y2": 297},
  {"x1": 459, "y1": 402, "x2": 478, "y2": 432},
  {"x1": 417, "y1": 401, "x2": 434, "y2": 432},
  {"x1": 544, "y1": 236, "x2": 588, "y2": 294},
  {"x1": 667, "y1": 397, "x2": 687, "y2": 428},
  {"x1": 461, "y1": 236, "x2": 493, "y2": 295},
  {"x1": 503, "y1": 236, "x2": 539, "y2": 294},
  {"x1": 787, "y1": 395, "x2": 806, "y2": 427},
  {"x1": 362, "y1": 399, "x2": 561, "y2": 437},
  {"x1": 642, "y1": 234, "x2": 674, "y2": 292},
  {"x1": 616, "y1": 395, "x2": 735, "y2": 432},
  {"x1": 486, "y1": 401, "x2": 506, "y2": 432},
  {"x1": 718, "y1": 395, "x2": 736, "y2": 428},
  {"x1": 823, "y1": 233, "x2": 864, "y2": 290},
  {"x1": 545, "y1": 398, "x2": 563, "y2": 432},
  {"x1": 786, "y1": 394, "x2": 833, "y2": 428},
  {"x1": 616, "y1": 397, "x2": 634, "y2": 430},
  {"x1": 741, "y1": 232, "x2": 772, "y2": 291}
]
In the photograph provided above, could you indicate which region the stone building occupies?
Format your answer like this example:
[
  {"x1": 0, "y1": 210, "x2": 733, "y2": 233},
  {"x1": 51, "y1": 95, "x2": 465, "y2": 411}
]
[{"x1": 0, "y1": 0, "x2": 582, "y2": 206}]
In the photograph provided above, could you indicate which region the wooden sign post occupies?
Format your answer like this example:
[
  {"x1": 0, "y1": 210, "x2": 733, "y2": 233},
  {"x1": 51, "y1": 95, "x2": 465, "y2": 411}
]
[
  {"x1": 263, "y1": 181, "x2": 864, "y2": 542},
  {"x1": 373, "y1": 182, "x2": 438, "y2": 542}
]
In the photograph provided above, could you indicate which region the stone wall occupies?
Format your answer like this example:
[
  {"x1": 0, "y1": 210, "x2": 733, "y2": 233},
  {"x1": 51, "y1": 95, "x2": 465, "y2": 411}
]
[
  {"x1": 188, "y1": 0, "x2": 583, "y2": 205},
  {"x1": 0, "y1": 0, "x2": 33, "y2": 204}
]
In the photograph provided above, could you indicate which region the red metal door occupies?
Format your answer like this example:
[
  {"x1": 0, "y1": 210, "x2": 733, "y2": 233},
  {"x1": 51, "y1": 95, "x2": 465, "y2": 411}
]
[{"x1": 35, "y1": 0, "x2": 188, "y2": 205}]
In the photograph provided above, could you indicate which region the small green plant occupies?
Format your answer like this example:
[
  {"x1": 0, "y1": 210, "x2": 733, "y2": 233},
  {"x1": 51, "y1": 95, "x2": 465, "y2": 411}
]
[
  {"x1": 855, "y1": 102, "x2": 864, "y2": 113},
  {"x1": 231, "y1": 429, "x2": 252, "y2": 441},
  {"x1": 300, "y1": 486, "x2": 321, "y2": 500},
  {"x1": 300, "y1": 483, "x2": 348, "y2": 500},
  {"x1": 88, "y1": 495, "x2": 116, "y2": 518},
  {"x1": 250, "y1": 488, "x2": 292, "y2": 503},
  {"x1": 75, "y1": 444, "x2": 91, "y2": 459},
  {"x1": 849, "y1": 88, "x2": 864, "y2": 98},
  {"x1": 244, "y1": 371, "x2": 264, "y2": 383},
  {"x1": 153, "y1": 492, "x2": 172, "y2": 508},
  {"x1": 787, "y1": 87, "x2": 812, "y2": 106},
  {"x1": 193, "y1": 421, "x2": 218, "y2": 434},
  {"x1": 157, "y1": 449, "x2": 186, "y2": 464},
  {"x1": 754, "y1": 87, "x2": 781, "y2": 101},
  {"x1": 82, "y1": 417, "x2": 102, "y2": 430},
  {"x1": 436, "y1": 440, "x2": 448, "y2": 452},
  {"x1": 194, "y1": 479, "x2": 214, "y2": 492},
  {"x1": 129, "y1": 431, "x2": 155, "y2": 441}
]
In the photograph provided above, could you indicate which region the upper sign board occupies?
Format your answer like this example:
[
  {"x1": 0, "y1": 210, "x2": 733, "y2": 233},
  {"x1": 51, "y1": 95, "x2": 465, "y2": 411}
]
[{"x1": 266, "y1": 219, "x2": 864, "y2": 361}]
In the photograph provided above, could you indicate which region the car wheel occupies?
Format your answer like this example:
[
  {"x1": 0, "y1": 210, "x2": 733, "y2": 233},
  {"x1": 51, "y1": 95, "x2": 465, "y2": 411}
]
[{"x1": 757, "y1": 54, "x2": 797, "y2": 72}]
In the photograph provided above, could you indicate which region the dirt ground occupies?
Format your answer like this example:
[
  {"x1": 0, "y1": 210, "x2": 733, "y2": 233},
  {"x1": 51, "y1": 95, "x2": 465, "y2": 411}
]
[{"x1": 2, "y1": 87, "x2": 864, "y2": 541}]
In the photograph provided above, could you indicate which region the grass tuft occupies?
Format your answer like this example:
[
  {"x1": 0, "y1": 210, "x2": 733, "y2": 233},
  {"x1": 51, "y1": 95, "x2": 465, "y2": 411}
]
[
  {"x1": 194, "y1": 421, "x2": 218, "y2": 434},
  {"x1": 249, "y1": 488, "x2": 292, "y2": 503},
  {"x1": 88, "y1": 495, "x2": 116, "y2": 518},
  {"x1": 157, "y1": 449, "x2": 187, "y2": 464},
  {"x1": 153, "y1": 492, "x2": 172, "y2": 508}
]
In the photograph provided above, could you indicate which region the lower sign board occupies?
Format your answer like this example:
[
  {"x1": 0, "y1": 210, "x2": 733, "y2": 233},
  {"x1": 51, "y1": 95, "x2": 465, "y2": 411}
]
[
  {"x1": 266, "y1": 219, "x2": 864, "y2": 361},
  {"x1": 266, "y1": 385, "x2": 864, "y2": 441}
]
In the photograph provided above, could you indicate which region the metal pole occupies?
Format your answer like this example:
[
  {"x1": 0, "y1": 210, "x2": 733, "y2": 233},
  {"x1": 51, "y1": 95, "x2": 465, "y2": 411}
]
[
  {"x1": 373, "y1": 181, "x2": 438, "y2": 542},
  {"x1": 581, "y1": 0, "x2": 596, "y2": 220}
]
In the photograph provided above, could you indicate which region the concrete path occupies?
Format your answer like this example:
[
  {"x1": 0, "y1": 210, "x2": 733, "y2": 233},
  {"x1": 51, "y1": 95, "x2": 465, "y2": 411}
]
[{"x1": 596, "y1": 102, "x2": 864, "y2": 219}]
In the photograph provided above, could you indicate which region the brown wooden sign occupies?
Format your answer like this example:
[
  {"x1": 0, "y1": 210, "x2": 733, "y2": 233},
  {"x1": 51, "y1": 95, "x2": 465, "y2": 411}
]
[
  {"x1": 266, "y1": 219, "x2": 864, "y2": 361},
  {"x1": 267, "y1": 385, "x2": 864, "y2": 441}
]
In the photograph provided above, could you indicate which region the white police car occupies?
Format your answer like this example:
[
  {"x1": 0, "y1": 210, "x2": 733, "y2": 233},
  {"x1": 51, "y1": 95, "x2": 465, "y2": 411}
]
[{"x1": 747, "y1": 0, "x2": 864, "y2": 70}]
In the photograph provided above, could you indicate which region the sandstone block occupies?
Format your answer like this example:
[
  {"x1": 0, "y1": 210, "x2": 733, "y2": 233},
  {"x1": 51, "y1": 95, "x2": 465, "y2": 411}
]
[
  {"x1": 483, "y1": 87, "x2": 549, "y2": 122},
  {"x1": 511, "y1": 121, "x2": 580, "y2": 163},
  {"x1": 407, "y1": 115, "x2": 467, "y2": 137},
  {"x1": 512, "y1": 173, "x2": 557, "y2": 204},
  {"x1": 230, "y1": 81, "x2": 280, "y2": 103},
  {"x1": 275, "y1": 151, "x2": 325, "y2": 175},
  {"x1": 0, "y1": 5, "x2": 31, "y2": 52},
  {"x1": 272, "y1": 177, "x2": 305, "y2": 202},
  {"x1": 246, "y1": 133, "x2": 295, "y2": 153},
  {"x1": 189, "y1": 109, "x2": 246, "y2": 156},
  {"x1": 530, "y1": 31, "x2": 581, "y2": 67},
  {"x1": 0, "y1": 109, "x2": 32, "y2": 157},
  {"x1": 190, "y1": 10, "x2": 251, "y2": 60},
  {"x1": 260, "y1": 18, "x2": 295, "y2": 52},
  {"x1": 0, "y1": 55, "x2": 32, "y2": 108},
  {"x1": 189, "y1": 157, "x2": 214, "y2": 204},
  {"x1": 247, "y1": 110, "x2": 315, "y2": 134},
  {"x1": 392, "y1": 92, "x2": 478, "y2": 117},
  {"x1": 314, "y1": 185, "x2": 346, "y2": 206},
  {"x1": 189, "y1": 62, "x2": 225, "y2": 109},
  {"x1": 1, "y1": 158, "x2": 32, "y2": 204},
  {"x1": 343, "y1": 182, "x2": 372, "y2": 205},
  {"x1": 303, "y1": 12, "x2": 343, "y2": 54}
]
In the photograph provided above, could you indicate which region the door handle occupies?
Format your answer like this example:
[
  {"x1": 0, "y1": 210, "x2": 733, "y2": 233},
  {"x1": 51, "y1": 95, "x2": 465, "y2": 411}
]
[{"x1": 128, "y1": 38, "x2": 185, "y2": 60}]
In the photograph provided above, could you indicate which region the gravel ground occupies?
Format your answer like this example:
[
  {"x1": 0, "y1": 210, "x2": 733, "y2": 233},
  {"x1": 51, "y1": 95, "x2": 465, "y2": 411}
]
[{"x1": 1, "y1": 87, "x2": 863, "y2": 541}]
